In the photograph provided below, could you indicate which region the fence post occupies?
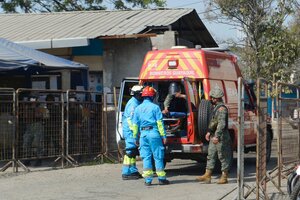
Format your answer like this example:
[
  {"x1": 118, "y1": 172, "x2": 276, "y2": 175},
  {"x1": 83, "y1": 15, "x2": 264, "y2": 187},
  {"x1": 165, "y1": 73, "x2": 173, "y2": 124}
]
[{"x1": 237, "y1": 77, "x2": 245, "y2": 200}]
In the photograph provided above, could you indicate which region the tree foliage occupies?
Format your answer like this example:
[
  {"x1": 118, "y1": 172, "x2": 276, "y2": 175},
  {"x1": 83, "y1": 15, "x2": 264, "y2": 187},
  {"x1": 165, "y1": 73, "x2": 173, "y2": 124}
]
[
  {"x1": 0, "y1": 0, "x2": 166, "y2": 13},
  {"x1": 205, "y1": 0, "x2": 300, "y2": 82}
]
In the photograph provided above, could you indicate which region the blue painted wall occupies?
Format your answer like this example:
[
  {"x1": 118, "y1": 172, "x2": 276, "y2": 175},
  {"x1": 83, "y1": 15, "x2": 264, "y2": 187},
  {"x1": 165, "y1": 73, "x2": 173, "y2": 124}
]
[{"x1": 72, "y1": 39, "x2": 103, "y2": 56}]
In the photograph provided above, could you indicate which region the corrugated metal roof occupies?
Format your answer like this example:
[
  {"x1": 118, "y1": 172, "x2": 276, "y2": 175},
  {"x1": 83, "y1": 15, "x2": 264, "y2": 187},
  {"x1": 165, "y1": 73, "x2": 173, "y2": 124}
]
[{"x1": 0, "y1": 9, "x2": 194, "y2": 42}]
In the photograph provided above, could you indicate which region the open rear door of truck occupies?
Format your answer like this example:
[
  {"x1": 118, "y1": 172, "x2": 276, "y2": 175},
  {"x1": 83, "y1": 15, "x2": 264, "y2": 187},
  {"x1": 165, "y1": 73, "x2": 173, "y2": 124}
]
[
  {"x1": 116, "y1": 78, "x2": 139, "y2": 145},
  {"x1": 182, "y1": 77, "x2": 199, "y2": 143}
]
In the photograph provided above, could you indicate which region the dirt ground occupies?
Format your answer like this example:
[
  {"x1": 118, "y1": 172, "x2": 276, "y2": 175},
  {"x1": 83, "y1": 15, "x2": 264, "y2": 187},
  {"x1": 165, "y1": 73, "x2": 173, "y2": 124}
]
[{"x1": 0, "y1": 156, "x2": 290, "y2": 200}]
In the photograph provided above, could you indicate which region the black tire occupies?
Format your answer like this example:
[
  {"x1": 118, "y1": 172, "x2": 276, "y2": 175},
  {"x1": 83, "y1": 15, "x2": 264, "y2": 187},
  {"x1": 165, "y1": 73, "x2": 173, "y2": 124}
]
[
  {"x1": 266, "y1": 130, "x2": 272, "y2": 163},
  {"x1": 290, "y1": 179, "x2": 300, "y2": 200},
  {"x1": 288, "y1": 172, "x2": 297, "y2": 195},
  {"x1": 198, "y1": 99, "x2": 213, "y2": 143}
]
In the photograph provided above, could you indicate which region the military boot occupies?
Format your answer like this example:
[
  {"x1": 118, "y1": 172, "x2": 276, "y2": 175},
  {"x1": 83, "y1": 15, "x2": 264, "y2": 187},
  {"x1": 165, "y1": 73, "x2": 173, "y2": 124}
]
[
  {"x1": 196, "y1": 169, "x2": 212, "y2": 183},
  {"x1": 217, "y1": 171, "x2": 228, "y2": 184}
]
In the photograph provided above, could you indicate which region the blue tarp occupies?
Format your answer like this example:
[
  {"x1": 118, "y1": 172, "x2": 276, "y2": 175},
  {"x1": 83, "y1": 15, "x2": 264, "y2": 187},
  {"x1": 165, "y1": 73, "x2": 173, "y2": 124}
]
[
  {"x1": 0, "y1": 38, "x2": 87, "y2": 70},
  {"x1": 0, "y1": 38, "x2": 89, "y2": 90}
]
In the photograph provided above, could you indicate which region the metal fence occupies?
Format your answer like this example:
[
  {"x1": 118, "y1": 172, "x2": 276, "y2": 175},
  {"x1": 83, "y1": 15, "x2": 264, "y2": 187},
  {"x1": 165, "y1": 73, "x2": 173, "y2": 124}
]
[
  {"x1": 276, "y1": 82, "x2": 300, "y2": 186},
  {"x1": 235, "y1": 78, "x2": 271, "y2": 199},
  {"x1": 16, "y1": 89, "x2": 64, "y2": 165},
  {"x1": 97, "y1": 91, "x2": 119, "y2": 163},
  {"x1": 235, "y1": 79, "x2": 300, "y2": 199},
  {"x1": 0, "y1": 88, "x2": 15, "y2": 167},
  {"x1": 0, "y1": 88, "x2": 115, "y2": 172},
  {"x1": 255, "y1": 79, "x2": 271, "y2": 199},
  {"x1": 66, "y1": 90, "x2": 103, "y2": 163}
]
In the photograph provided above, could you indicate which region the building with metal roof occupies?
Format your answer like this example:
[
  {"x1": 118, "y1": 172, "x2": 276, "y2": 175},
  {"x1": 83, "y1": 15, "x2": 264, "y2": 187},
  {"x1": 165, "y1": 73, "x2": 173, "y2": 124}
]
[
  {"x1": 0, "y1": 8, "x2": 216, "y2": 48},
  {"x1": 0, "y1": 8, "x2": 218, "y2": 93}
]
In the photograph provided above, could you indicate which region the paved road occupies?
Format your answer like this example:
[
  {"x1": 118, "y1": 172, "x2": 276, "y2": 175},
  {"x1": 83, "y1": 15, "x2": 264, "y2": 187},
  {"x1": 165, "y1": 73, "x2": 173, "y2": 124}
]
[{"x1": 0, "y1": 152, "x2": 289, "y2": 200}]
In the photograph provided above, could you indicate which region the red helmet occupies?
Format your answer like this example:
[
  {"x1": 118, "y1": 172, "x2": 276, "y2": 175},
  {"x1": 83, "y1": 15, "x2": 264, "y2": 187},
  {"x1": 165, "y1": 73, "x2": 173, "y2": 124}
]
[{"x1": 142, "y1": 86, "x2": 156, "y2": 97}]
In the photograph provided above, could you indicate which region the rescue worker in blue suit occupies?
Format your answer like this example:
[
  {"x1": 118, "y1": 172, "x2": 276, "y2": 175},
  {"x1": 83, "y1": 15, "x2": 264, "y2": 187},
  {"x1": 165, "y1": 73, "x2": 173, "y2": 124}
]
[
  {"x1": 121, "y1": 85, "x2": 144, "y2": 180},
  {"x1": 132, "y1": 86, "x2": 170, "y2": 186}
]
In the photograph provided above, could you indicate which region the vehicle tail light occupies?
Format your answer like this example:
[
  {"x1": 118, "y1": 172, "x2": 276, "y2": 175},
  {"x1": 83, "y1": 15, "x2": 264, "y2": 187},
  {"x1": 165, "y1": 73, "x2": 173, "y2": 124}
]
[{"x1": 191, "y1": 146, "x2": 202, "y2": 153}]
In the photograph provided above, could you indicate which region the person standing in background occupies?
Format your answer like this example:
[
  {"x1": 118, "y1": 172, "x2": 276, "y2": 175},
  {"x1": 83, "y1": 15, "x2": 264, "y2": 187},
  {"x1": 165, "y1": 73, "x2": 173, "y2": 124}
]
[{"x1": 121, "y1": 85, "x2": 144, "y2": 180}]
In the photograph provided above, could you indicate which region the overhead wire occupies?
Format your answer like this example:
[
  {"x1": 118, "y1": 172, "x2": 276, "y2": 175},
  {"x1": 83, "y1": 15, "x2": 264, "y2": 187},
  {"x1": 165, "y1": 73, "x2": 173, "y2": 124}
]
[{"x1": 165, "y1": 0, "x2": 221, "y2": 20}]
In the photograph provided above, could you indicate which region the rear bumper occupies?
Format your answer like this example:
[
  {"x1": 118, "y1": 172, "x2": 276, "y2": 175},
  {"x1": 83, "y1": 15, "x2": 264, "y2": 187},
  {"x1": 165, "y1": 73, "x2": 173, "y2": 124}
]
[{"x1": 165, "y1": 143, "x2": 208, "y2": 154}]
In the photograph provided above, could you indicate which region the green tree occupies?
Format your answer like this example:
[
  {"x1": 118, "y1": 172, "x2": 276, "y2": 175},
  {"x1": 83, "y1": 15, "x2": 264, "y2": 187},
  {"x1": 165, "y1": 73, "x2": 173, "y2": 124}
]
[
  {"x1": 205, "y1": 0, "x2": 300, "y2": 82},
  {"x1": 0, "y1": 0, "x2": 166, "y2": 13}
]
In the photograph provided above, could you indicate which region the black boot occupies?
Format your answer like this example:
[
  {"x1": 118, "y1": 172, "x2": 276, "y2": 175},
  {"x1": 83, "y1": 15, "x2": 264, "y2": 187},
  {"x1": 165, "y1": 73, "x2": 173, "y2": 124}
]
[
  {"x1": 158, "y1": 179, "x2": 170, "y2": 185},
  {"x1": 122, "y1": 174, "x2": 139, "y2": 180},
  {"x1": 131, "y1": 172, "x2": 143, "y2": 179}
]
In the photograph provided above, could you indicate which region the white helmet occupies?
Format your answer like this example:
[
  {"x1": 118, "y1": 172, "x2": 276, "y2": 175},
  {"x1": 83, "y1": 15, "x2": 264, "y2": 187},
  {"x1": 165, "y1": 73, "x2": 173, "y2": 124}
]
[{"x1": 130, "y1": 85, "x2": 144, "y2": 95}]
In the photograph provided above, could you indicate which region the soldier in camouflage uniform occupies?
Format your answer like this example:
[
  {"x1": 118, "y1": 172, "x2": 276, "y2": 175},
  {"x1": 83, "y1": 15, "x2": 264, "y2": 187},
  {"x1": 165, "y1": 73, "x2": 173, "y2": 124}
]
[{"x1": 196, "y1": 87, "x2": 231, "y2": 184}]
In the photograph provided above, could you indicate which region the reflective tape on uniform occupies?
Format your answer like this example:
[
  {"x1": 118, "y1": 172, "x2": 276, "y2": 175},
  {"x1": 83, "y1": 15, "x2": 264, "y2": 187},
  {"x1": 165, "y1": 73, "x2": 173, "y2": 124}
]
[
  {"x1": 123, "y1": 155, "x2": 131, "y2": 165},
  {"x1": 132, "y1": 124, "x2": 139, "y2": 138},
  {"x1": 127, "y1": 117, "x2": 134, "y2": 131},
  {"x1": 156, "y1": 120, "x2": 165, "y2": 137},
  {"x1": 156, "y1": 170, "x2": 166, "y2": 177},
  {"x1": 130, "y1": 158, "x2": 136, "y2": 165},
  {"x1": 143, "y1": 170, "x2": 154, "y2": 177}
]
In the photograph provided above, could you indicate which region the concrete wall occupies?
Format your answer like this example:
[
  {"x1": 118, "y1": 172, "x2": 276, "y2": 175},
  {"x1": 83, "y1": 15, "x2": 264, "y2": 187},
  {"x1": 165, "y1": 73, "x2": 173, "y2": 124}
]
[
  {"x1": 150, "y1": 31, "x2": 176, "y2": 50},
  {"x1": 102, "y1": 31, "x2": 177, "y2": 93},
  {"x1": 102, "y1": 38, "x2": 151, "y2": 93},
  {"x1": 73, "y1": 56, "x2": 103, "y2": 71}
]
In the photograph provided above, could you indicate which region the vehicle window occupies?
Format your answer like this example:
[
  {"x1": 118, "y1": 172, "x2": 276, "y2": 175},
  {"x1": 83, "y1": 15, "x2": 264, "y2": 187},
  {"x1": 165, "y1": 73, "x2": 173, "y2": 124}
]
[
  {"x1": 186, "y1": 81, "x2": 196, "y2": 109},
  {"x1": 224, "y1": 81, "x2": 237, "y2": 103},
  {"x1": 198, "y1": 81, "x2": 205, "y2": 100}
]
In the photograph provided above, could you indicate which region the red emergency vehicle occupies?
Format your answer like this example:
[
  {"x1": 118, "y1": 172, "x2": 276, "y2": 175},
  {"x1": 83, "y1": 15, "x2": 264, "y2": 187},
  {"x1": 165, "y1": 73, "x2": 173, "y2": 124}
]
[{"x1": 116, "y1": 46, "x2": 273, "y2": 165}]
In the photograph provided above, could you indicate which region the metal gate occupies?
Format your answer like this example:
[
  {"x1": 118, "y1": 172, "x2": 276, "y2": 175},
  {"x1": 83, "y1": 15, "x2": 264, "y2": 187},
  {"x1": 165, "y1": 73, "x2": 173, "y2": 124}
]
[
  {"x1": 236, "y1": 79, "x2": 300, "y2": 199},
  {"x1": 0, "y1": 88, "x2": 111, "y2": 172},
  {"x1": 275, "y1": 82, "x2": 300, "y2": 185},
  {"x1": 235, "y1": 78, "x2": 271, "y2": 199},
  {"x1": 65, "y1": 90, "x2": 103, "y2": 164},
  {"x1": 255, "y1": 78, "x2": 271, "y2": 199},
  {"x1": 0, "y1": 88, "x2": 16, "y2": 171}
]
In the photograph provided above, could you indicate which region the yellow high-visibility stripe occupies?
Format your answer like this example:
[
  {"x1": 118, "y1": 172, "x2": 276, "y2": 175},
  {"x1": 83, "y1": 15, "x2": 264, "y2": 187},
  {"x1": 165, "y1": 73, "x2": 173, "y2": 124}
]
[
  {"x1": 143, "y1": 170, "x2": 154, "y2": 177},
  {"x1": 140, "y1": 53, "x2": 164, "y2": 79},
  {"x1": 182, "y1": 52, "x2": 203, "y2": 78},
  {"x1": 130, "y1": 158, "x2": 136, "y2": 165},
  {"x1": 193, "y1": 52, "x2": 205, "y2": 76},
  {"x1": 157, "y1": 120, "x2": 165, "y2": 137},
  {"x1": 123, "y1": 155, "x2": 131, "y2": 165},
  {"x1": 156, "y1": 170, "x2": 166, "y2": 177},
  {"x1": 127, "y1": 118, "x2": 133, "y2": 131},
  {"x1": 178, "y1": 58, "x2": 189, "y2": 70},
  {"x1": 155, "y1": 54, "x2": 167, "y2": 71},
  {"x1": 132, "y1": 124, "x2": 139, "y2": 139}
]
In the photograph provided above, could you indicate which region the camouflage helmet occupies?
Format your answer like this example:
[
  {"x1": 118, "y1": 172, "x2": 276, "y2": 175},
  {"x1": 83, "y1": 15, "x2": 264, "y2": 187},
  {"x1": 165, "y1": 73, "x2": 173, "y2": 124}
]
[{"x1": 209, "y1": 88, "x2": 224, "y2": 99}]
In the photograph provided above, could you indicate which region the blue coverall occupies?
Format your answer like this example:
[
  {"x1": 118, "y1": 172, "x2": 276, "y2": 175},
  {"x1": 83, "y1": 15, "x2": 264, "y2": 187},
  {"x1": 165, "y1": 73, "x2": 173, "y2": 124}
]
[
  {"x1": 132, "y1": 98, "x2": 167, "y2": 184},
  {"x1": 121, "y1": 96, "x2": 141, "y2": 176}
]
